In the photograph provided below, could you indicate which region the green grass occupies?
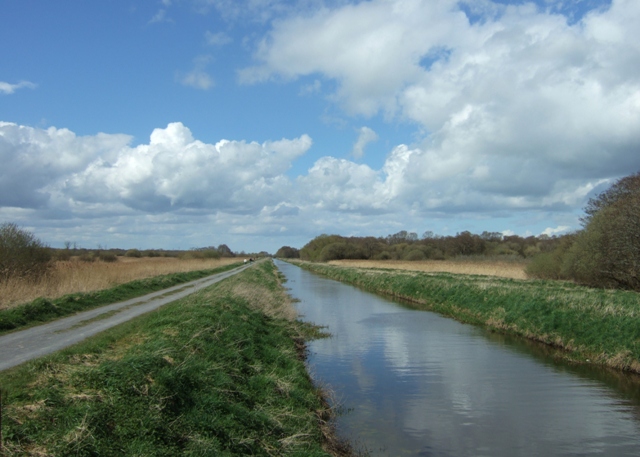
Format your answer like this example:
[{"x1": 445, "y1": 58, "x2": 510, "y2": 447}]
[
  {"x1": 289, "y1": 260, "x2": 640, "y2": 374},
  {"x1": 0, "y1": 261, "x2": 344, "y2": 456},
  {"x1": 0, "y1": 263, "x2": 242, "y2": 335}
]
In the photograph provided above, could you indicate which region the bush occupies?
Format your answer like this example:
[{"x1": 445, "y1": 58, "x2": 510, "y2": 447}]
[
  {"x1": 0, "y1": 223, "x2": 52, "y2": 281},
  {"x1": 125, "y1": 249, "x2": 142, "y2": 258},
  {"x1": 98, "y1": 252, "x2": 118, "y2": 262},
  {"x1": 404, "y1": 249, "x2": 426, "y2": 261}
]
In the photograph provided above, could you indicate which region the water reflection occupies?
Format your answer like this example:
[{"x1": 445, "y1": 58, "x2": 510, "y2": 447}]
[{"x1": 275, "y1": 260, "x2": 640, "y2": 456}]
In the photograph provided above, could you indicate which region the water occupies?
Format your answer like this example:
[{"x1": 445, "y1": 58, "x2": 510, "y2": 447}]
[{"x1": 274, "y1": 260, "x2": 640, "y2": 456}]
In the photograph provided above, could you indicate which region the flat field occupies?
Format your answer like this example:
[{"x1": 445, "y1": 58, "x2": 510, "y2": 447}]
[
  {"x1": 328, "y1": 259, "x2": 528, "y2": 280},
  {"x1": 0, "y1": 257, "x2": 240, "y2": 310}
]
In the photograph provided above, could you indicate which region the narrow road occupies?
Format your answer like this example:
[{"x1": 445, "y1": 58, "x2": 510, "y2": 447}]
[{"x1": 0, "y1": 263, "x2": 252, "y2": 372}]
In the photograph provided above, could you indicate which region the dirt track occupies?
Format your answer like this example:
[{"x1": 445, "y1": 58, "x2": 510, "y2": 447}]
[{"x1": 0, "y1": 264, "x2": 251, "y2": 372}]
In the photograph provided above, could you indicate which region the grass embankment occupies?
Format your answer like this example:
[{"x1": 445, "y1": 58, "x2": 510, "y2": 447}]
[
  {"x1": 290, "y1": 260, "x2": 640, "y2": 374},
  {"x1": 0, "y1": 260, "x2": 350, "y2": 456},
  {"x1": 0, "y1": 262, "x2": 242, "y2": 335}
]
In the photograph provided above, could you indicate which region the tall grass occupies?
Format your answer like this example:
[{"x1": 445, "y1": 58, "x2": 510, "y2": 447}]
[
  {"x1": 0, "y1": 261, "x2": 353, "y2": 456},
  {"x1": 327, "y1": 258, "x2": 528, "y2": 279},
  {"x1": 0, "y1": 257, "x2": 239, "y2": 310},
  {"x1": 291, "y1": 260, "x2": 640, "y2": 374}
]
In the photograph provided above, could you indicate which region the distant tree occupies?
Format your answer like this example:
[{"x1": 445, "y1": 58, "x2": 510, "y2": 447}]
[
  {"x1": 217, "y1": 244, "x2": 234, "y2": 257},
  {"x1": 0, "y1": 223, "x2": 51, "y2": 281},
  {"x1": 275, "y1": 246, "x2": 300, "y2": 258}
]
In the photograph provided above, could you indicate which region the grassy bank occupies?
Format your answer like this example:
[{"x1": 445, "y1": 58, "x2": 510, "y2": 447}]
[
  {"x1": 0, "y1": 260, "x2": 350, "y2": 456},
  {"x1": 289, "y1": 260, "x2": 640, "y2": 374},
  {"x1": 0, "y1": 263, "x2": 242, "y2": 335}
]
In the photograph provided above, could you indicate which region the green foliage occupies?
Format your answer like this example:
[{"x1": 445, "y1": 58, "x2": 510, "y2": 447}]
[
  {"x1": 125, "y1": 248, "x2": 142, "y2": 258},
  {"x1": 0, "y1": 264, "x2": 334, "y2": 455},
  {"x1": 529, "y1": 171, "x2": 640, "y2": 291},
  {"x1": 526, "y1": 234, "x2": 576, "y2": 280},
  {"x1": 299, "y1": 231, "x2": 548, "y2": 263},
  {"x1": 0, "y1": 223, "x2": 52, "y2": 281},
  {"x1": 98, "y1": 251, "x2": 118, "y2": 262},
  {"x1": 275, "y1": 246, "x2": 300, "y2": 258}
]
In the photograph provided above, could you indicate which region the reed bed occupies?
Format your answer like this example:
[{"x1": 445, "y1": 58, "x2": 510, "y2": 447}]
[
  {"x1": 0, "y1": 257, "x2": 240, "y2": 310},
  {"x1": 328, "y1": 259, "x2": 529, "y2": 279}
]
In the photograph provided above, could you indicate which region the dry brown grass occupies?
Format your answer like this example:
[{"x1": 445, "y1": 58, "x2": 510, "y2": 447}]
[
  {"x1": 327, "y1": 259, "x2": 529, "y2": 280},
  {"x1": 0, "y1": 256, "x2": 240, "y2": 310}
]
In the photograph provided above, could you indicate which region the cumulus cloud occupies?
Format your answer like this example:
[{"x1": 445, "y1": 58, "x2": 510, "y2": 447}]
[
  {"x1": 241, "y1": 0, "x2": 640, "y2": 214},
  {"x1": 0, "y1": 122, "x2": 311, "y2": 217},
  {"x1": 0, "y1": 80, "x2": 37, "y2": 95},
  {"x1": 351, "y1": 126, "x2": 378, "y2": 159}
]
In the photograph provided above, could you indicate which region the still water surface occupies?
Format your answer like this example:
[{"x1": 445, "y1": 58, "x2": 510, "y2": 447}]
[{"x1": 274, "y1": 260, "x2": 640, "y2": 456}]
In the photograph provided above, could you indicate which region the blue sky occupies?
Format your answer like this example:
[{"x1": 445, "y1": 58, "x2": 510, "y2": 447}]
[{"x1": 2, "y1": 0, "x2": 638, "y2": 254}]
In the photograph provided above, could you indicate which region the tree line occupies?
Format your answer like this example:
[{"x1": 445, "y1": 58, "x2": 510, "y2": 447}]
[
  {"x1": 278, "y1": 171, "x2": 640, "y2": 292},
  {"x1": 276, "y1": 229, "x2": 561, "y2": 262}
]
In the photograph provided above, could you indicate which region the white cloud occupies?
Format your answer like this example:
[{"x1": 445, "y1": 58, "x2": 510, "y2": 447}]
[
  {"x1": 542, "y1": 225, "x2": 572, "y2": 236},
  {"x1": 205, "y1": 31, "x2": 232, "y2": 46},
  {"x1": 179, "y1": 55, "x2": 215, "y2": 89},
  {"x1": 0, "y1": 80, "x2": 37, "y2": 95},
  {"x1": 241, "y1": 0, "x2": 640, "y2": 214},
  {"x1": 0, "y1": 122, "x2": 311, "y2": 217},
  {"x1": 149, "y1": 8, "x2": 172, "y2": 24},
  {"x1": 351, "y1": 126, "x2": 378, "y2": 159}
]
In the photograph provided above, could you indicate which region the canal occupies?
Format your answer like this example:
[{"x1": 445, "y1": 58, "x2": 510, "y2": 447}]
[{"x1": 274, "y1": 260, "x2": 640, "y2": 456}]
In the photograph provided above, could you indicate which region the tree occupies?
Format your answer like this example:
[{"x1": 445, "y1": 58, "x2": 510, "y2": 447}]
[
  {"x1": 217, "y1": 244, "x2": 234, "y2": 257},
  {"x1": 275, "y1": 246, "x2": 300, "y2": 258},
  {"x1": 564, "y1": 172, "x2": 640, "y2": 290},
  {"x1": 581, "y1": 172, "x2": 640, "y2": 226},
  {"x1": 0, "y1": 223, "x2": 51, "y2": 281}
]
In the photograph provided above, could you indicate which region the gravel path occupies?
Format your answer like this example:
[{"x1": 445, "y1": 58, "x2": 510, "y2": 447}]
[{"x1": 0, "y1": 264, "x2": 251, "y2": 372}]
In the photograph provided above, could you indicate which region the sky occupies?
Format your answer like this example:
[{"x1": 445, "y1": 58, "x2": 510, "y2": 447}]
[{"x1": 2, "y1": 0, "x2": 639, "y2": 254}]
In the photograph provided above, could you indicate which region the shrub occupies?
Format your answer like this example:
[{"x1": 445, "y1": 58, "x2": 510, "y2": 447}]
[
  {"x1": 125, "y1": 249, "x2": 142, "y2": 258},
  {"x1": 0, "y1": 223, "x2": 51, "y2": 281},
  {"x1": 404, "y1": 249, "x2": 426, "y2": 261},
  {"x1": 98, "y1": 252, "x2": 118, "y2": 262}
]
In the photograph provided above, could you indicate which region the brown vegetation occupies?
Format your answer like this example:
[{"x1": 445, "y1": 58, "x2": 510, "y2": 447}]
[
  {"x1": 0, "y1": 256, "x2": 240, "y2": 310},
  {"x1": 328, "y1": 259, "x2": 529, "y2": 279}
]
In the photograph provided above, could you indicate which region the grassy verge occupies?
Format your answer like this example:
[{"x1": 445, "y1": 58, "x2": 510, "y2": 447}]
[
  {"x1": 288, "y1": 260, "x2": 640, "y2": 374},
  {"x1": 0, "y1": 260, "x2": 352, "y2": 456},
  {"x1": 0, "y1": 263, "x2": 242, "y2": 335}
]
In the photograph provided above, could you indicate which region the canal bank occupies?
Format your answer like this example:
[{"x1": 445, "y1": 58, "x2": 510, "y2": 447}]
[
  {"x1": 276, "y1": 259, "x2": 640, "y2": 456},
  {"x1": 0, "y1": 261, "x2": 353, "y2": 456},
  {"x1": 287, "y1": 260, "x2": 640, "y2": 374}
]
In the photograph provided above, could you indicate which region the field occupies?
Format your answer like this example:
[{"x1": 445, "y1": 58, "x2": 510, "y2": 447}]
[
  {"x1": 328, "y1": 259, "x2": 529, "y2": 279},
  {"x1": 0, "y1": 257, "x2": 240, "y2": 310}
]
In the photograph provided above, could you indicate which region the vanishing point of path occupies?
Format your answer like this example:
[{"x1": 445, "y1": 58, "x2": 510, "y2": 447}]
[{"x1": 0, "y1": 263, "x2": 253, "y2": 372}]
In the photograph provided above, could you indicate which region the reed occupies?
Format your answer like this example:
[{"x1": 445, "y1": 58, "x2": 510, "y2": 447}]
[
  {"x1": 0, "y1": 257, "x2": 239, "y2": 310},
  {"x1": 327, "y1": 259, "x2": 528, "y2": 279}
]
